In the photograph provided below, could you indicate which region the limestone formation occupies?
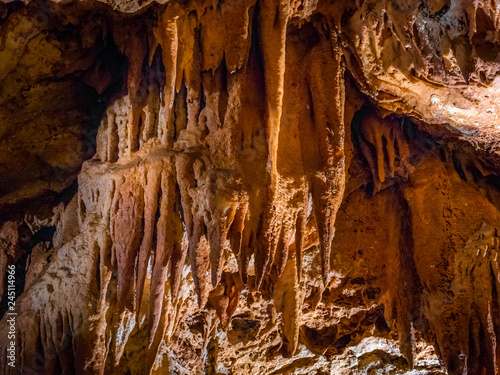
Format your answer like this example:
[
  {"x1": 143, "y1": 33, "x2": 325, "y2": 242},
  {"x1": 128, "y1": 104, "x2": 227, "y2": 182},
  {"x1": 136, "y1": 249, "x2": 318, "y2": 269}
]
[{"x1": 1, "y1": 0, "x2": 500, "y2": 374}]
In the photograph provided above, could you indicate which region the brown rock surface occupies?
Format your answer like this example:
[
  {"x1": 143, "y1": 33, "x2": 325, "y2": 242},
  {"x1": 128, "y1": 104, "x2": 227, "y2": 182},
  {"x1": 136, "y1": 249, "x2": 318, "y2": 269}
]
[{"x1": 1, "y1": 0, "x2": 500, "y2": 374}]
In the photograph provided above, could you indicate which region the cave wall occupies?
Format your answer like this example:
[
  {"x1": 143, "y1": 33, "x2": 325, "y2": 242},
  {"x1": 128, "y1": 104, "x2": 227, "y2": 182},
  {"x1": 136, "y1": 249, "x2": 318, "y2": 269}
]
[{"x1": 1, "y1": 0, "x2": 500, "y2": 374}]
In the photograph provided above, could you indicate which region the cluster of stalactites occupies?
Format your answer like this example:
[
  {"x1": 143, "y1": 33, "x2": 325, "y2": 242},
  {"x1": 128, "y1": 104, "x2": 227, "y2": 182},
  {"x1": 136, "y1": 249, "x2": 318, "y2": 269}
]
[
  {"x1": 356, "y1": 113, "x2": 411, "y2": 192},
  {"x1": 87, "y1": 0, "x2": 347, "y2": 358}
]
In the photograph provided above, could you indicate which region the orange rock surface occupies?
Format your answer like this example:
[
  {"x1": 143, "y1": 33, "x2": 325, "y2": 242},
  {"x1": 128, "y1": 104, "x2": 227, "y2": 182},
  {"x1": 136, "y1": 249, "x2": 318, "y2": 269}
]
[{"x1": 1, "y1": 0, "x2": 500, "y2": 374}]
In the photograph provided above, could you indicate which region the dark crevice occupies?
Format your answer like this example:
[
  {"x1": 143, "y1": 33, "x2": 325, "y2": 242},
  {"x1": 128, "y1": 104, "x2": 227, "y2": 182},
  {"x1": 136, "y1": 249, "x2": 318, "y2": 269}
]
[{"x1": 0, "y1": 225, "x2": 56, "y2": 319}]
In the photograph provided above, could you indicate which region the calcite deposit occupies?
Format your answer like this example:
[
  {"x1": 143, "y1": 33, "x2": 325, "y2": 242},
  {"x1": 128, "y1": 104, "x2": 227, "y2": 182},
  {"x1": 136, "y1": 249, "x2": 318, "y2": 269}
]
[{"x1": 1, "y1": 0, "x2": 500, "y2": 374}]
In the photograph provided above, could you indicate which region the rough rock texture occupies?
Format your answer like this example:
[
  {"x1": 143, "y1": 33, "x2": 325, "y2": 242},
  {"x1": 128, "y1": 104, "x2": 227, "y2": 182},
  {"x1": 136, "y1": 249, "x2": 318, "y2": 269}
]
[{"x1": 1, "y1": 0, "x2": 500, "y2": 374}]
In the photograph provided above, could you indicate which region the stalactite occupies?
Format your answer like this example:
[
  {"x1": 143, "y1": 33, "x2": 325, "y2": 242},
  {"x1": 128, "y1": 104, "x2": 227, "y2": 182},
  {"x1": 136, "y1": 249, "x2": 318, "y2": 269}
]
[
  {"x1": 0, "y1": 5, "x2": 350, "y2": 369},
  {"x1": 253, "y1": 24, "x2": 312, "y2": 292},
  {"x1": 113, "y1": 177, "x2": 144, "y2": 313},
  {"x1": 274, "y1": 256, "x2": 300, "y2": 355},
  {"x1": 259, "y1": 0, "x2": 289, "y2": 186},
  {"x1": 228, "y1": 204, "x2": 247, "y2": 278},
  {"x1": 122, "y1": 24, "x2": 148, "y2": 155},
  {"x1": 200, "y1": 3, "x2": 224, "y2": 73},
  {"x1": 156, "y1": 6, "x2": 179, "y2": 146},
  {"x1": 148, "y1": 158, "x2": 183, "y2": 346},
  {"x1": 135, "y1": 163, "x2": 161, "y2": 317},
  {"x1": 97, "y1": 96, "x2": 129, "y2": 161},
  {"x1": 294, "y1": 209, "x2": 306, "y2": 281},
  {"x1": 404, "y1": 155, "x2": 500, "y2": 375},
  {"x1": 169, "y1": 232, "x2": 188, "y2": 302},
  {"x1": 176, "y1": 11, "x2": 198, "y2": 93},
  {"x1": 190, "y1": 214, "x2": 211, "y2": 307},
  {"x1": 6, "y1": 1, "x2": 500, "y2": 374},
  {"x1": 254, "y1": 201, "x2": 283, "y2": 290},
  {"x1": 358, "y1": 112, "x2": 410, "y2": 192},
  {"x1": 221, "y1": 0, "x2": 256, "y2": 73},
  {"x1": 305, "y1": 36, "x2": 346, "y2": 285},
  {"x1": 207, "y1": 272, "x2": 242, "y2": 328},
  {"x1": 139, "y1": 80, "x2": 161, "y2": 146},
  {"x1": 197, "y1": 171, "x2": 243, "y2": 287},
  {"x1": 175, "y1": 153, "x2": 211, "y2": 307}
]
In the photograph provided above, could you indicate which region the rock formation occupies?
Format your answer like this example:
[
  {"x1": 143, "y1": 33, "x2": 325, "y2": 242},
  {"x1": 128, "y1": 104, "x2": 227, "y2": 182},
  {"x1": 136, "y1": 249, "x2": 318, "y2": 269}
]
[{"x1": 1, "y1": 0, "x2": 500, "y2": 374}]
